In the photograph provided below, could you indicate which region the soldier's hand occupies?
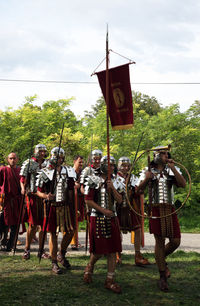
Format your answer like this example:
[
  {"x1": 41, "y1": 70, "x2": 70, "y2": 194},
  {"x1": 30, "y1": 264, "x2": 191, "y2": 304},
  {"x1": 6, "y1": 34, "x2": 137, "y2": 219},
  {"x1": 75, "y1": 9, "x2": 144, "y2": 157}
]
[
  {"x1": 167, "y1": 159, "x2": 175, "y2": 169},
  {"x1": 103, "y1": 208, "x2": 114, "y2": 218},
  {"x1": 74, "y1": 182, "x2": 80, "y2": 189},
  {"x1": 145, "y1": 171, "x2": 153, "y2": 180},
  {"x1": 46, "y1": 193, "x2": 55, "y2": 201},
  {"x1": 106, "y1": 180, "x2": 114, "y2": 191},
  {"x1": 21, "y1": 189, "x2": 26, "y2": 195}
]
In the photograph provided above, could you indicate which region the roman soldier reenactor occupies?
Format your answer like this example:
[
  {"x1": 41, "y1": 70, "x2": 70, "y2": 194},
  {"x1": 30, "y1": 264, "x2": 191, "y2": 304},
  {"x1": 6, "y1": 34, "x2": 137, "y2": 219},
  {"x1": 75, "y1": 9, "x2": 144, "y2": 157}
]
[
  {"x1": 36, "y1": 147, "x2": 76, "y2": 274},
  {"x1": 20, "y1": 144, "x2": 49, "y2": 260},
  {"x1": 83, "y1": 156, "x2": 123, "y2": 294},
  {"x1": 116, "y1": 157, "x2": 150, "y2": 266},
  {"x1": 80, "y1": 149, "x2": 102, "y2": 195},
  {"x1": 137, "y1": 146, "x2": 186, "y2": 291}
]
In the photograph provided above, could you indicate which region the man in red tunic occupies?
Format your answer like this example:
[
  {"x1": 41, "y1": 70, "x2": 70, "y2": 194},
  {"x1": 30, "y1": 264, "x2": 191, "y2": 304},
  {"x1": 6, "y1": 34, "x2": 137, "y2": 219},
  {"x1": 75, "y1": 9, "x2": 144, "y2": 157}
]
[
  {"x1": 137, "y1": 146, "x2": 186, "y2": 291},
  {"x1": 36, "y1": 147, "x2": 76, "y2": 274},
  {"x1": 116, "y1": 157, "x2": 150, "y2": 266},
  {"x1": 83, "y1": 156, "x2": 122, "y2": 294},
  {"x1": 0, "y1": 152, "x2": 21, "y2": 251}
]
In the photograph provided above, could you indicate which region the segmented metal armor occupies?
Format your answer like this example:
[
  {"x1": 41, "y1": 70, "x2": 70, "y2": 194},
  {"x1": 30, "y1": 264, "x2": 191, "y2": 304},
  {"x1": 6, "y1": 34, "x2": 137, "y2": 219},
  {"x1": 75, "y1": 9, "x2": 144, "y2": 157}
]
[
  {"x1": 20, "y1": 158, "x2": 46, "y2": 193},
  {"x1": 138, "y1": 165, "x2": 181, "y2": 205},
  {"x1": 84, "y1": 174, "x2": 124, "y2": 217},
  {"x1": 36, "y1": 165, "x2": 76, "y2": 202},
  {"x1": 116, "y1": 173, "x2": 139, "y2": 208}
]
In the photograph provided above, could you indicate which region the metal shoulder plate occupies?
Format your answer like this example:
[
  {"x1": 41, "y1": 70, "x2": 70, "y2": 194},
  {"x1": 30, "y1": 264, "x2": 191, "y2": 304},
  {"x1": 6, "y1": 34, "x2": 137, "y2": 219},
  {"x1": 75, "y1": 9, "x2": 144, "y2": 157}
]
[
  {"x1": 84, "y1": 174, "x2": 103, "y2": 190},
  {"x1": 130, "y1": 174, "x2": 139, "y2": 187},
  {"x1": 137, "y1": 167, "x2": 148, "y2": 185},
  {"x1": 20, "y1": 158, "x2": 39, "y2": 177},
  {"x1": 36, "y1": 167, "x2": 54, "y2": 188},
  {"x1": 65, "y1": 166, "x2": 76, "y2": 179},
  {"x1": 80, "y1": 166, "x2": 94, "y2": 184},
  {"x1": 113, "y1": 175, "x2": 125, "y2": 193}
]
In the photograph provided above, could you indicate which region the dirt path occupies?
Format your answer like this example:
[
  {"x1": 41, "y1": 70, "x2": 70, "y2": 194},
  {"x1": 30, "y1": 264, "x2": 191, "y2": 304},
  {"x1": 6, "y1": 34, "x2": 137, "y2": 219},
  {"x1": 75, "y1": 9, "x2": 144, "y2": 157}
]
[{"x1": 1, "y1": 232, "x2": 199, "y2": 256}]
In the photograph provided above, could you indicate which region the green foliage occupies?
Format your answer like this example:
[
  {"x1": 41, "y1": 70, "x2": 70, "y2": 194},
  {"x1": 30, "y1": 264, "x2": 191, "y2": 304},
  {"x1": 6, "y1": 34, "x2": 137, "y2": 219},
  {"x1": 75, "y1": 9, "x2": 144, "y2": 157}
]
[
  {"x1": 0, "y1": 97, "x2": 83, "y2": 164},
  {"x1": 0, "y1": 91, "x2": 199, "y2": 218}
]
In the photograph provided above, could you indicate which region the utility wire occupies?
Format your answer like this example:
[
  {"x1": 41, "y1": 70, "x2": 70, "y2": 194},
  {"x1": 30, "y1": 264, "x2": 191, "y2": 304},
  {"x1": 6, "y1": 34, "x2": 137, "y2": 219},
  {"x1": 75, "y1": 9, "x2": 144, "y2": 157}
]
[{"x1": 0, "y1": 78, "x2": 199, "y2": 85}]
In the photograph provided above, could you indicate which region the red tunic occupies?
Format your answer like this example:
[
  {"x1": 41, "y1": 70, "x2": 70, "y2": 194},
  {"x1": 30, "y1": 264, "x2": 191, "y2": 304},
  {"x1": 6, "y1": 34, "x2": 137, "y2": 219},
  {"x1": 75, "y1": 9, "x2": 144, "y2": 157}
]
[
  {"x1": 20, "y1": 157, "x2": 45, "y2": 226},
  {"x1": 38, "y1": 177, "x2": 75, "y2": 233},
  {"x1": 0, "y1": 166, "x2": 22, "y2": 226},
  {"x1": 116, "y1": 172, "x2": 141, "y2": 232},
  {"x1": 149, "y1": 206, "x2": 181, "y2": 238},
  {"x1": 85, "y1": 189, "x2": 122, "y2": 255}
]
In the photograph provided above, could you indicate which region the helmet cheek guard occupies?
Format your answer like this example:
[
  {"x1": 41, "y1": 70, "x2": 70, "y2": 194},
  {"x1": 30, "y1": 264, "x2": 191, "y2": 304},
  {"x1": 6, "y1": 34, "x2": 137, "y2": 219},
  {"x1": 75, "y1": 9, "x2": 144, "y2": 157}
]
[
  {"x1": 118, "y1": 157, "x2": 131, "y2": 172},
  {"x1": 100, "y1": 156, "x2": 117, "y2": 174},
  {"x1": 49, "y1": 147, "x2": 65, "y2": 165},
  {"x1": 91, "y1": 149, "x2": 102, "y2": 163},
  {"x1": 34, "y1": 144, "x2": 47, "y2": 158}
]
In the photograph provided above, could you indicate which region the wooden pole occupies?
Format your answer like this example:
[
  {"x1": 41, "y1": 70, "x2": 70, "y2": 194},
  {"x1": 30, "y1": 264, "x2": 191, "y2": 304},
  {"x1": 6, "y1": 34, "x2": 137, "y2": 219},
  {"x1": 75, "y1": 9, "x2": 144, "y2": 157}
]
[
  {"x1": 106, "y1": 26, "x2": 112, "y2": 210},
  {"x1": 106, "y1": 26, "x2": 110, "y2": 182}
]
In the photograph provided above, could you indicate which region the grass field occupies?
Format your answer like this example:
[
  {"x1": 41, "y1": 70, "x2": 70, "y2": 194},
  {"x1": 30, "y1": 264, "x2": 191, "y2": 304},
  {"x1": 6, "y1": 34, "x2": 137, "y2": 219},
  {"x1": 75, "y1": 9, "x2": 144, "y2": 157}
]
[{"x1": 0, "y1": 251, "x2": 200, "y2": 305}]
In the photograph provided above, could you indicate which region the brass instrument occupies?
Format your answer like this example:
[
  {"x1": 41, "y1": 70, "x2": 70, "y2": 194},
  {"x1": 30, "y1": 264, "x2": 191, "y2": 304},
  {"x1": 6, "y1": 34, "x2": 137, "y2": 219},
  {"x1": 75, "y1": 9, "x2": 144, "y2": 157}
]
[{"x1": 146, "y1": 144, "x2": 171, "y2": 153}]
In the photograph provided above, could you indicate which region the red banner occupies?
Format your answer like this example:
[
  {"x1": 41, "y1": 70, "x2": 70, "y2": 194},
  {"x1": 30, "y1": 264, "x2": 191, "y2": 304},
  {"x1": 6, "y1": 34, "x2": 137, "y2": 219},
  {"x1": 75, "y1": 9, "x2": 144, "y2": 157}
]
[{"x1": 96, "y1": 64, "x2": 133, "y2": 130}]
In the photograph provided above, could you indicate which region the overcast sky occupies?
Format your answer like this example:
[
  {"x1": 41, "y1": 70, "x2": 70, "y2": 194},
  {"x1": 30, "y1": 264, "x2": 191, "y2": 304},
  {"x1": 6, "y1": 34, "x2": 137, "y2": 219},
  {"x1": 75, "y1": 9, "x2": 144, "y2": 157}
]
[{"x1": 0, "y1": 0, "x2": 200, "y2": 117}]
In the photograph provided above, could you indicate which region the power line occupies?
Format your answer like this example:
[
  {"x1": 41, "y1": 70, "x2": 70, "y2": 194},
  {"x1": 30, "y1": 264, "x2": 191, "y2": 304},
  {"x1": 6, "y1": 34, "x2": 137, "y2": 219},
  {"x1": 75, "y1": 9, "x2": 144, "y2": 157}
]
[
  {"x1": 0, "y1": 78, "x2": 96, "y2": 84},
  {"x1": 0, "y1": 78, "x2": 199, "y2": 85}
]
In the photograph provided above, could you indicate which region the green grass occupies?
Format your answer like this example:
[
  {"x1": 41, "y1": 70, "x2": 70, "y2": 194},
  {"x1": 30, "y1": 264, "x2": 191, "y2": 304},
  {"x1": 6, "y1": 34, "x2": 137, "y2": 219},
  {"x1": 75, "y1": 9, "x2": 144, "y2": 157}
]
[
  {"x1": 179, "y1": 215, "x2": 200, "y2": 233},
  {"x1": 0, "y1": 251, "x2": 200, "y2": 305}
]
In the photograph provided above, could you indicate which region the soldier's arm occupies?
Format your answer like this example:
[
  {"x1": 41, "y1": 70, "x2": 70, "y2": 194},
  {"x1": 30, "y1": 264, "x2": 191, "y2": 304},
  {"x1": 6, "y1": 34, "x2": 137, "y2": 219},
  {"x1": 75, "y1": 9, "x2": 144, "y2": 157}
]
[
  {"x1": 85, "y1": 199, "x2": 114, "y2": 218},
  {"x1": 168, "y1": 160, "x2": 186, "y2": 188},
  {"x1": 107, "y1": 180, "x2": 122, "y2": 204},
  {"x1": 137, "y1": 171, "x2": 153, "y2": 192}
]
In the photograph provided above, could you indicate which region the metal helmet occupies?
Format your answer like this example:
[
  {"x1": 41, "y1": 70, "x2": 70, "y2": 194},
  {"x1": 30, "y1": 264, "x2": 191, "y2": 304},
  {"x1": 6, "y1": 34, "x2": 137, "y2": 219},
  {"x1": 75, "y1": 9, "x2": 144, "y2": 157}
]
[
  {"x1": 91, "y1": 149, "x2": 102, "y2": 163},
  {"x1": 153, "y1": 146, "x2": 170, "y2": 164},
  {"x1": 118, "y1": 157, "x2": 131, "y2": 172},
  {"x1": 49, "y1": 147, "x2": 65, "y2": 165},
  {"x1": 100, "y1": 155, "x2": 116, "y2": 174},
  {"x1": 34, "y1": 144, "x2": 47, "y2": 158}
]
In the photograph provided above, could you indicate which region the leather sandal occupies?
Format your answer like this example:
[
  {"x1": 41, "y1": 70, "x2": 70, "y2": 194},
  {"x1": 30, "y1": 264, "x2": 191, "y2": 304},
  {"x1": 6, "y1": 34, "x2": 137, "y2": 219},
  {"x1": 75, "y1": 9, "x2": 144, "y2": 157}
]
[
  {"x1": 135, "y1": 253, "x2": 150, "y2": 266},
  {"x1": 104, "y1": 278, "x2": 122, "y2": 294},
  {"x1": 57, "y1": 253, "x2": 71, "y2": 269},
  {"x1": 22, "y1": 249, "x2": 30, "y2": 260},
  {"x1": 158, "y1": 276, "x2": 169, "y2": 292},
  {"x1": 37, "y1": 251, "x2": 51, "y2": 260},
  {"x1": 52, "y1": 262, "x2": 62, "y2": 274},
  {"x1": 83, "y1": 264, "x2": 93, "y2": 284}
]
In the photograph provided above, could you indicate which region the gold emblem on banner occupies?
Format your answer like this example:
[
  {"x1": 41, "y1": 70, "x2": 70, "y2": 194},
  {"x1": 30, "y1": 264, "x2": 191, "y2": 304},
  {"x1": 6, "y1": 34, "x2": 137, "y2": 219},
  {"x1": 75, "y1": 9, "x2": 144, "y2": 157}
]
[{"x1": 113, "y1": 88, "x2": 125, "y2": 108}]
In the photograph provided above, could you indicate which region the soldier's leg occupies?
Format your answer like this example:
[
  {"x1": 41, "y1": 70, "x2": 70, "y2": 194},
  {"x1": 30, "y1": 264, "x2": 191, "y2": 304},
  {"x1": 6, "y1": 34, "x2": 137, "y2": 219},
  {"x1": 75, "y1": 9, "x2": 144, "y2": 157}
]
[
  {"x1": 1, "y1": 225, "x2": 9, "y2": 248},
  {"x1": 37, "y1": 228, "x2": 50, "y2": 259},
  {"x1": 164, "y1": 237, "x2": 181, "y2": 278},
  {"x1": 83, "y1": 253, "x2": 102, "y2": 283},
  {"x1": 165, "y1": 237, "x2": 180, "y2": 257},
  {"x1": 49, "y1": 232, "x2": 62, "y2": 274},
  {"x1": 134, "y1": 228, "x2": 150, "y2": 266},
  {"x1": 57, "y1": 231, "x2": 74, "y2": 269},
  {"x1": 6, "y1": 225, "x2": 17, "y2": 251},
  {"x1": 23, "y1": 224, "x2": 37, "y2": 259},
  {"x1": 26, "y1": 224, "x2": 37, "y2": 249},
  {"x1": 154, "y1": 234, "x2": 168, "y2": 292},
  {"x1": 104, "y1": 253, "x2": 121, "y2": 294}
]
